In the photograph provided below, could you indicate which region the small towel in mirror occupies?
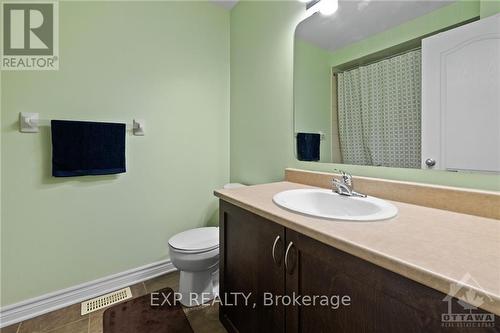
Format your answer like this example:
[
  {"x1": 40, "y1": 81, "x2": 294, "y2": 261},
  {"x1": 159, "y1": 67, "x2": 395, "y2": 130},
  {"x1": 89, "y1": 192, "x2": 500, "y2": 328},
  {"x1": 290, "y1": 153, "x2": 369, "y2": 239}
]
[{"x1": 297, "y1": 133, "x2": 320, "y2": 162}]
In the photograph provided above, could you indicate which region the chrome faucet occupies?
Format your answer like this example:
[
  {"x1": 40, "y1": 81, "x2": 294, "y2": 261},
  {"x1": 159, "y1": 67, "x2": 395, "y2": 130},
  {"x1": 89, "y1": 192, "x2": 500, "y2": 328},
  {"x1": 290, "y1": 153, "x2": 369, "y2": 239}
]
[{"x1": 332, "y1": 170, "x2": 367, "y2": 198}]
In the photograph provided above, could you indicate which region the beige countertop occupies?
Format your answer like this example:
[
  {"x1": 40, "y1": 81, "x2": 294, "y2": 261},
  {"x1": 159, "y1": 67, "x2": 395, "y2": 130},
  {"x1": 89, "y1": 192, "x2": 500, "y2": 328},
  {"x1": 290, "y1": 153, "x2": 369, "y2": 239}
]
[{"x1": 214, "y1": 181, "x2": 500, "y2": 316}]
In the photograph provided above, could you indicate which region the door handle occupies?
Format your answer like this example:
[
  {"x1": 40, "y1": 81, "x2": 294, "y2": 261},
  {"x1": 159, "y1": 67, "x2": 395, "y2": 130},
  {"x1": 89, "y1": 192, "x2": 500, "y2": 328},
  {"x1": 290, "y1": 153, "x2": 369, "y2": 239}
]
[
  {"x1": 425, "y1": 158, "x2": 436, "y2": 167},
  {"x1": 284, "y1": 242, "x2": 295, "y2": 274},
  {"x1": 272, "y1": 235, "x2": 282, "y2": 266}
]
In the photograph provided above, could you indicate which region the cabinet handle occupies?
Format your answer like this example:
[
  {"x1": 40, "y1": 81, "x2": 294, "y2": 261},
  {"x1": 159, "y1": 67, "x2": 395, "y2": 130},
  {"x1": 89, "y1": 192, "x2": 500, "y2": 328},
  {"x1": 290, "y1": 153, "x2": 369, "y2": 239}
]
[
  {"x1": 272, "y1": 235, "x2": 282, "y2": 266},
  {"x1": 284, "y1": 242, "x2": 295, "y2": 274}
]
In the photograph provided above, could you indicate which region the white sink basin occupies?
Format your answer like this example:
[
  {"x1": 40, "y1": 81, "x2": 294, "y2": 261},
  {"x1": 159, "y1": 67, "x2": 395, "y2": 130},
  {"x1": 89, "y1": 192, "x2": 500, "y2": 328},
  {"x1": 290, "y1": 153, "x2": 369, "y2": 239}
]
[{"x1": 273, "y1": 189, "x2": 397, "y2": 221}]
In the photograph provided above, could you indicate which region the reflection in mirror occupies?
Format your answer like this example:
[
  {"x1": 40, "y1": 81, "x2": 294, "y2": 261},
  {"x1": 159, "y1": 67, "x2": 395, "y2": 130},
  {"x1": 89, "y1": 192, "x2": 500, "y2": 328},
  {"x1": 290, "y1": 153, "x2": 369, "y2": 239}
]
[{"x1": 294, "y1": 1, "x2": 500, "y2": 173}]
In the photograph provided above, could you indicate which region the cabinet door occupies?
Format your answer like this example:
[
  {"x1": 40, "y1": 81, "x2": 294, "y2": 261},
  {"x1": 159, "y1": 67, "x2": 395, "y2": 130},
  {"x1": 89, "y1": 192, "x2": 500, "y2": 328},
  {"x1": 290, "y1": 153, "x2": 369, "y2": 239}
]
[
  {"x1": 219, "y1": 201, "x2": 285, "y2": 333},
  {"x1": 284, "y1": 229, "x2": 499, "y2": 333}
]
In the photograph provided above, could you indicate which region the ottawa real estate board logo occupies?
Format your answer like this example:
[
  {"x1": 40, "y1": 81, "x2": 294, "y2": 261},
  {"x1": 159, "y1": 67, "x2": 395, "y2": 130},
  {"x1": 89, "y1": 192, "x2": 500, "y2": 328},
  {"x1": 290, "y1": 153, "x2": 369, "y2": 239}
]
[{"x1": 1, "y1": 1, "x2": 58, "y2": 70}]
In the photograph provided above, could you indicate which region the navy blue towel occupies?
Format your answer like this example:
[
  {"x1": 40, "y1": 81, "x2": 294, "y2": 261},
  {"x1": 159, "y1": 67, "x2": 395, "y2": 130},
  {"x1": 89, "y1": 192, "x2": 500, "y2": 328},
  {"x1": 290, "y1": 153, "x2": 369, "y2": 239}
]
[
  {"x1": 51, "y1": 120, "x2": 126, "y2": 177},
  {"x1": 297, "y1": 133, "x2": 320, "y2": 162}
]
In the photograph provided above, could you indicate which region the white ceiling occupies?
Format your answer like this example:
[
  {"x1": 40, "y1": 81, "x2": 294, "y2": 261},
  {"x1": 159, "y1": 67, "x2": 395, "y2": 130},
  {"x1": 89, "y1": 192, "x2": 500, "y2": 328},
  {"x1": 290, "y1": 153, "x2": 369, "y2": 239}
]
[
  {"x1": 296, "y1": 0, "x2": 455, "y2": 52},
  {"x1": 211, "y1": 0, "x2": 239, "y2": 10}
]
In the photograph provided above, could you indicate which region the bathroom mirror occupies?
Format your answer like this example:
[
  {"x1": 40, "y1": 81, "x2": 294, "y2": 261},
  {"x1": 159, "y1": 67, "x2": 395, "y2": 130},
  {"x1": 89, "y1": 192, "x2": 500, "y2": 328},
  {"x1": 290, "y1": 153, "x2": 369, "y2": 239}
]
[{"x1": 294, "y1": 1, "x2": 500, "y2": 173}]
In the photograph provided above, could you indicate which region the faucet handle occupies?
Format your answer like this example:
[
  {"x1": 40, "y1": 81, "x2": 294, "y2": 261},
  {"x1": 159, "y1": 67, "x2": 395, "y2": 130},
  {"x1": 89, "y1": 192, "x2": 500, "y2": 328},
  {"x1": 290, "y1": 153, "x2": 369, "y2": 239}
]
[
  {"x1": 332, "y1": 169, "x2": 365, "y2": 197},
  {"x1": 332, "y1": 178, "x2": 348, "y2": 195},
  {"x1": 342, "y1": 171, "x2": 352, "y2": 187},
  {"x1": 334, "y1": 169, "x2": 352, "y2": 186}
]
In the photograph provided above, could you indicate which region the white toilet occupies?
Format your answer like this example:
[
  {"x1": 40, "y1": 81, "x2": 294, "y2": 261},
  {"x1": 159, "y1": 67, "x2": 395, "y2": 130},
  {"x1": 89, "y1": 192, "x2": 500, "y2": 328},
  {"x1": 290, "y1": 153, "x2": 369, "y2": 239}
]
[
  {"x1": 168, "y1": 183, "x2": 245, "y2": 307},
  {"x1": 169, "y1": 227, "x2": 219, "y2": 306}
]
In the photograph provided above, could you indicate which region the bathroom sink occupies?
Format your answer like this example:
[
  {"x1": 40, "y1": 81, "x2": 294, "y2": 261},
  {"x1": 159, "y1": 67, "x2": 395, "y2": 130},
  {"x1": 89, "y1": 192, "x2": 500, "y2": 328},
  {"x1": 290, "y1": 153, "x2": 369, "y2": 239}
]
[{"x1": 273, "y1": 189, "x2": 397, "y2": 221}]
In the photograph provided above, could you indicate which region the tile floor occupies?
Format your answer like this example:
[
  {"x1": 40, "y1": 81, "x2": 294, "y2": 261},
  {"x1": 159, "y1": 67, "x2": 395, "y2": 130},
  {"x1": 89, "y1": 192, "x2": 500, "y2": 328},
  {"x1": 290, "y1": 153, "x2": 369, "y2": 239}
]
[{"x1": 1, "y1": 272, "x2": 227, "y2": 333}]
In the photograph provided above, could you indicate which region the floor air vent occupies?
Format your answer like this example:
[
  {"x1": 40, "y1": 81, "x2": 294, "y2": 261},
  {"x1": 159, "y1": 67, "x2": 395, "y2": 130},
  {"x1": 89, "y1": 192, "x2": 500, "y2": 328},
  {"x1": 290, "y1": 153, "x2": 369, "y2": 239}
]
[{"x1": 81, "y1": 287, "x2": 132, "y2": 315}]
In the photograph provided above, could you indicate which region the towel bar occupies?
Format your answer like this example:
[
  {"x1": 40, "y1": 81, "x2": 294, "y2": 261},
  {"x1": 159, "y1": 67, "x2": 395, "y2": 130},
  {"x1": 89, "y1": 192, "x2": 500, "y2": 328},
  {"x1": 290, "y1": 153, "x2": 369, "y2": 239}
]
[
  {"x1": 294, "y1": 131, "x2": 325, "y2": 141},
  {"x1": 19, "y1": 112, "x2": 145, "y2": 136}
]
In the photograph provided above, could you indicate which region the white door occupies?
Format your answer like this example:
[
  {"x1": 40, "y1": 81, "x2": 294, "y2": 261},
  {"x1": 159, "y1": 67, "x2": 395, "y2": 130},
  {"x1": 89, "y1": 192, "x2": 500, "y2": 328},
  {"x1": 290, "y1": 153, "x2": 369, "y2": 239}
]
[{"x1": 421, "y1": 14, "x2": 500, "y2": 172}]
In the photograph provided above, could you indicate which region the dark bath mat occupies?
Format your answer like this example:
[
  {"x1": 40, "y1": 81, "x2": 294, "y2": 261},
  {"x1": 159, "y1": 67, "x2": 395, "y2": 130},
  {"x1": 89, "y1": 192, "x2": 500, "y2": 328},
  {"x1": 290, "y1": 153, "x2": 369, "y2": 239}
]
[{"x1": 103, "y1": 288, "x2": 194, "y2": 333}]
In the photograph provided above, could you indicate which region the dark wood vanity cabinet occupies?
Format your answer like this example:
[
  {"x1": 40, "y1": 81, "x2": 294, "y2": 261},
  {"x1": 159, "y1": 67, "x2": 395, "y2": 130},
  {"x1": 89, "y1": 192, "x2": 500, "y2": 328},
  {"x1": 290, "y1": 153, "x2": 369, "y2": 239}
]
[
  {"x1": 219, "y1": 200, "x2": 499, "y2": 333},
  {"x1": 219, "y1": 200, "x2": 286, "y2": 333}
]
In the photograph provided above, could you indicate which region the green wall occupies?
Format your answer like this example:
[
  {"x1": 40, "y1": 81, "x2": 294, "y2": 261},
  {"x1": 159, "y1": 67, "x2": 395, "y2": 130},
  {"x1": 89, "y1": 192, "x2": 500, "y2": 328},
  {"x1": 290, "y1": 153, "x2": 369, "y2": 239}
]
[
  {"x1": 481, "y1": 0, "x2": 500, "y2": 17},
  {"x1": 230, "y1": 0, "x2": 500, "y2": 191},
  {"x1": 230, "y1": 0, "x2": 303, "y2": 184},
  {"x1": 294, "y1": 39, "x2": 332, "y2": 163},
  {"x1": 1, "y1": 1, "x2": 229, "y2": 306}
]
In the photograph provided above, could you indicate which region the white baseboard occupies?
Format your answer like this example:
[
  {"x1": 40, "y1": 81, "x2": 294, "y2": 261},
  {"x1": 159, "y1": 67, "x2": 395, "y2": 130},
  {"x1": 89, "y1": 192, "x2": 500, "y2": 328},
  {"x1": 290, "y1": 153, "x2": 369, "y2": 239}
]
[{"x1": 0, "y1": 259, "x2": 176, "y2": 328}]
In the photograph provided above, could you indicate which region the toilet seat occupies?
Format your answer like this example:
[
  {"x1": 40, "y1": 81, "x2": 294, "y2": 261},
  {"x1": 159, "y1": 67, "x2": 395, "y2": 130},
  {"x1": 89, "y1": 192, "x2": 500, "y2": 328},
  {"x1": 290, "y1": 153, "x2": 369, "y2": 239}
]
[
  {"x1": 168, "y1": 227, "x2": 219, "y2": 253},
  {"x1": 170, "y1": 244, "x2": 218, "y2": 254}
]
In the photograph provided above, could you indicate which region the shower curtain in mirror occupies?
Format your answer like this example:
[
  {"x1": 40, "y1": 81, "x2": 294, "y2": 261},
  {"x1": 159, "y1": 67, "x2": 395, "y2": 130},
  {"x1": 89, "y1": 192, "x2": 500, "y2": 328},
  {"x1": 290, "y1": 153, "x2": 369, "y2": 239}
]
[{"x1": 337, "y1": 49, "x2": 421, "y2": 168}]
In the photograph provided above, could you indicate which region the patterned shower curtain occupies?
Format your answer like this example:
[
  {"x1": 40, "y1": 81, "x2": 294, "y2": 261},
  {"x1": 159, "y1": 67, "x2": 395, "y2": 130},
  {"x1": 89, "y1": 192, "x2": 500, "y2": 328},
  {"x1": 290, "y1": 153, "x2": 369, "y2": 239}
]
[{"x1": 337, "y1": 49, "x2": 422, "y2": 168}]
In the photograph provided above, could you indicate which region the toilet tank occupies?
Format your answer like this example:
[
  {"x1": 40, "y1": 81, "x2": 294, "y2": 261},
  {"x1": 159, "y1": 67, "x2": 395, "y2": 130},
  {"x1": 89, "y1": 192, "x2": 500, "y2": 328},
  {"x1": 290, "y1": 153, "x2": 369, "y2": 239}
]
[{"x1": 223, "y1": 183, "x2": 246, "y2": 189}]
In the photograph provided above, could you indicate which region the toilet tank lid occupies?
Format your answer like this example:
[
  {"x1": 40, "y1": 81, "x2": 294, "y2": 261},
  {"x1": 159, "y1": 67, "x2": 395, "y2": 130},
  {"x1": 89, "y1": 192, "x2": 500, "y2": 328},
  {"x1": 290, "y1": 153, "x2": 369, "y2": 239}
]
[
  {"x1": 223, "y1": 183, "x2": 246, "y2": 189},
  {"x1": 168, "y1": 227, "x2": 219, "y2": 252}
]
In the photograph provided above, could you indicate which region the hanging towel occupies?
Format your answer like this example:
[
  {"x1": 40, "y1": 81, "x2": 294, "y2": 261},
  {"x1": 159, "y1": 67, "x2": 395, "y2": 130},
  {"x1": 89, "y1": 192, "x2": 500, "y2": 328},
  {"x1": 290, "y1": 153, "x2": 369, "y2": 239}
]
[
  {"x1": 297, "y1": 133, "x2": 320, "y2": 162},
  {"x1": 51, "y1": 120, "x2": 126, "y2": 177}
]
